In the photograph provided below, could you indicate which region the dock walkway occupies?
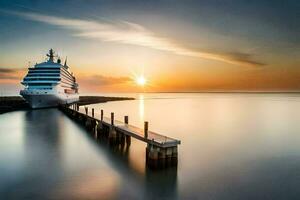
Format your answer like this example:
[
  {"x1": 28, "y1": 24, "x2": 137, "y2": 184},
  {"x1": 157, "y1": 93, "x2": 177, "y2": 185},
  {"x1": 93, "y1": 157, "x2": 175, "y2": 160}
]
[
  {"x1": 77, "y1": 106, "x2": 180, "y2": 148},
  {"x1": 60, "y1": 104, "x2": 181, "y2": 168}
]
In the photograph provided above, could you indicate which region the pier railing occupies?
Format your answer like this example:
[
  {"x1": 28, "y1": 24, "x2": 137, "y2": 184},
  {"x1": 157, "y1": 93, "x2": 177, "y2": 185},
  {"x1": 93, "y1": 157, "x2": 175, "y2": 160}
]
[{"x1": 60, "y1": 103, "x2": 181, "y2": 169}]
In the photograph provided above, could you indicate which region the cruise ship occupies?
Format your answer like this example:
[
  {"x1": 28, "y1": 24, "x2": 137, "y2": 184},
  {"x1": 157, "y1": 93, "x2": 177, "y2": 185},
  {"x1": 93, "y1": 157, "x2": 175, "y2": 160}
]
[{"x1": 20, "y1": 49, "x2": 79, "y2": 108}]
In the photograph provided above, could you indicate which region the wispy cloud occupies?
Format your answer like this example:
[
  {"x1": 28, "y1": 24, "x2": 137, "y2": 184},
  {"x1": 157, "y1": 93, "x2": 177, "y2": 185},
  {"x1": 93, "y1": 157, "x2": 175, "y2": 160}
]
[
  {"x1": 7, "y1": 10, "x2": 265, "y2": 67},
  {"x1": 0, "y1": 68, "x2": 25, "y2": 80},
  {"x1": 80, "y1": 74, "x2": 131, "y2": 86},
  {"x1": 0, "y1": 68, "x2": 17, "y2": 73}
]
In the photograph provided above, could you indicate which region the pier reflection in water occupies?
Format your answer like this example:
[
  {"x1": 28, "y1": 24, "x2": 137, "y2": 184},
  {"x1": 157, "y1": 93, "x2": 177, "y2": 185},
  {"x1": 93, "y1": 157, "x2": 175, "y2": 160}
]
[{"x1": 0, "y1": 108, "x2": 177, "y2": 200}]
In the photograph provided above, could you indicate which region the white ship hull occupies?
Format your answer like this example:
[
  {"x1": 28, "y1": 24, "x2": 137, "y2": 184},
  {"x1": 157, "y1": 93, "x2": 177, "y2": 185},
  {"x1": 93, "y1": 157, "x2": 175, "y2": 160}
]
[{"x1": 21, "y1": 91, "x2": 79, "y2": 109}]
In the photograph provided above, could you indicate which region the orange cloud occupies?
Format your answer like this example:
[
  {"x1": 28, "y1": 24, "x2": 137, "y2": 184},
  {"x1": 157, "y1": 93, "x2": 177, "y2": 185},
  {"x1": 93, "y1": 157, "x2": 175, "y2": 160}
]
[
  {"x1": 79, "y1": 74, "x2": 131, "y2": 85},
  {"x1": 76, "y1": 73, "x2": 136, "y2": 92},
  {"x1": 0, "y1": 68, "x2": 26, "y2": 83}
]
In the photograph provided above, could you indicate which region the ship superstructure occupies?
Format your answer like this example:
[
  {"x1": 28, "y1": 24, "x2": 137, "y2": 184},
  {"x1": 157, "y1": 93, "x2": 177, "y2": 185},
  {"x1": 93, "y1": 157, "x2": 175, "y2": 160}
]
[{"x1": 20, "y1": 49, "x2": 79, "y2": 108}]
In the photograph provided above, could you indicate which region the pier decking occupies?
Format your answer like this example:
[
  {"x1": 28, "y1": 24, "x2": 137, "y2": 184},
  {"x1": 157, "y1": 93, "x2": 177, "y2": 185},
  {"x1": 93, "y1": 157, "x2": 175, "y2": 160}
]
[{"x1": 60, "y1": 104, "x2": 181, "y2": 168}]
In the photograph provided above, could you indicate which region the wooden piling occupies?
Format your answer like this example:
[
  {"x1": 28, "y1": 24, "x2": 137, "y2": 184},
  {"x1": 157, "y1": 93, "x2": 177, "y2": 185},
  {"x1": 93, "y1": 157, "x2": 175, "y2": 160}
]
[
  {"x1": 85, "y1": 117, "x2": 92, "y2": 130},
  {"x1": 97, "y1": 121, "x2": 103, "y2": 134},
  {"x1": 158, "y1": 148, "x2": 166, "y2": 167},
  {"x1": 109, "y1": 112, "x2": 117, "y2": 144},
  {"x1": 172, "y1": 146, "x2": 178, "y2": 164},
  {"x1": 109, "y1": 127, "x2": 117, "y2": 144},
  {"x1": 166, "y1": 147, "x2": 173, "y2": 164},
  {"x1": 144, "y1": 121, "x2": 148, "y2": 139},
  {"x1": 124, "y1": 116, "x2": 131, "y2": 145},
  {"x1": 92, "y1": 108, "x2": 94, "y2": 117},
  {"x1": 125, "y1": 135, "x2": 131, "y2": 146},
  {"x1": 96, "y1": 109, "x2": 104, "y2": 135},
  {"x1": 119, "y1": 116, "x2": 128, "y2": 145},
  {"x1": 111, "y1": 112, "x2": 114, "y2": 126},
  {"x1": 120, "y1": 132, "x2": 125, "y2": 145},
  {"x1": 147, "y1": 144, "x2": 159, "y2": 168}
]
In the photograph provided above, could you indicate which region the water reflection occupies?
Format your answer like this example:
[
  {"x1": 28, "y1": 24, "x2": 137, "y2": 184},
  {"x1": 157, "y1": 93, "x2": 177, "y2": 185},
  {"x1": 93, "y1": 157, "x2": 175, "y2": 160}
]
[
  {"x1": 88, "y1": 126, "x2": 178, "y2": 199},
  {"x1": 139, "y1": 94, "x2": 145, "y2": 122},
  {"x1": 6, "y1": 93, "x2": 300, "y2": 199},
  {"x1": 0, "y1": 109, "x2": 121, "y2": 199},
  {"x1": 145, "y1": 167, "x2": 178, "y2": 199},
  {"x1": 87, "y1": 93, "x2": 300, "y2": 199},
  {"x1": 24, "y1": 108, "x2": 62, "y2": 152},
  {"x1": 1, "y1": 100, "x2": 179, "y2": 199},
  {"x1": 0, "y1": 109, "x2": 65, "y2": 199}
]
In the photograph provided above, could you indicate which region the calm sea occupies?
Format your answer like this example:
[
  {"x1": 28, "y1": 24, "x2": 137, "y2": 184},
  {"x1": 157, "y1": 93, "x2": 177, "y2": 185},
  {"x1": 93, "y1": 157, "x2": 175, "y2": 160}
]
[{"x1": 1, "y1": 93, "x2": 300, "y2": 199}]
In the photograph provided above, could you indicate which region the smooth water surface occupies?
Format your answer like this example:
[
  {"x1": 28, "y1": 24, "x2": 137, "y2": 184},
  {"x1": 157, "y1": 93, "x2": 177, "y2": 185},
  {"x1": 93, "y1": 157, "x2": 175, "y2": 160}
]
[{"x1": 1, "y1": 93, "x2": 300, "y2": 199}]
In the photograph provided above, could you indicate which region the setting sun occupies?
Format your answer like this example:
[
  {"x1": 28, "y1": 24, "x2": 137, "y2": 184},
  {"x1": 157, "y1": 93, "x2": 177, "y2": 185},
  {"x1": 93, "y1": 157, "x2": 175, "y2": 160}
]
[{"x1": 136, "y1": 76, "x2": 147, "y2": 86}]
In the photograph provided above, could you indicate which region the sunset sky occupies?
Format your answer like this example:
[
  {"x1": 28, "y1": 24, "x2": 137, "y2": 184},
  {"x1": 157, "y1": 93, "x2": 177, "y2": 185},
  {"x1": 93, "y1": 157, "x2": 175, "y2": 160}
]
[{"x1": 0, "y1": 0, "x2": 299, "y2": 94}]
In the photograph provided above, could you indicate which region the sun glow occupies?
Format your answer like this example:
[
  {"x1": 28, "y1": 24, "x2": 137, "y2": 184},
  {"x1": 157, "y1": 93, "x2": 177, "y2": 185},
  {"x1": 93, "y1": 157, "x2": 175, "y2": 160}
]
[{"x1": 136, "y1": 76, "x2": 147, "y2": 86}]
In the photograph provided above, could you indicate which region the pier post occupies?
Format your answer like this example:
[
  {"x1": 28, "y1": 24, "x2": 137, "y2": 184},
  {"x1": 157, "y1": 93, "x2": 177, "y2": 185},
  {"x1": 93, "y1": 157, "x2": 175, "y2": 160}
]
[
  {"x1": 72, "y1": 107, "x2": 77, "y2": 117},
  {"x1": 158, "y1": 148, "x2": 166, "y2": 167},
  {"x1": 147, "y1": 143, "x2": 159, "y2": 168},
  {"x1": 166, "y1": 147, "x2": 173, "y2": 165},
  {"x1": 97, "y1": 110, "x2": 104, "y2": 134},
  {"x1": 171, "y1": 146, "x2": 178, "y2": 165},
  {"x1": 85, "y1": 118, "x2": 92, "y2": 131},
  {"x1": 91, "y1": 119, "x2": 97, "y2": 133},
  {"x1": 109, "y1": 112, "x2": 117, "y2": 144},
  {"x1": 111, "y1": 112, "x2": 114, "y2": 125},
  {"x1": 124, "y1": 116, "x2": 131, "y2": 145},
  {"x1": 85, "y1": 107, "x2": 88, "y2": 115},
  {"x1": 119, "y1": 116, "x2": 128, "y2": 145},
  {"x1": 92, "y1": 108, "x2": 94, "y2": 118},
  {"x1": 144, "y1": 121, "x2": 148, "y2": 139}
]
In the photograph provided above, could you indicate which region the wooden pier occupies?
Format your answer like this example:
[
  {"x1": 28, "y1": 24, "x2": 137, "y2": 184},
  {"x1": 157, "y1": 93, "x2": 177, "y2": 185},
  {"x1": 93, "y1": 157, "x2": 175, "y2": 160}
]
[{"x1": 60, "y1": 104, "x2": 181, "y2": 169}]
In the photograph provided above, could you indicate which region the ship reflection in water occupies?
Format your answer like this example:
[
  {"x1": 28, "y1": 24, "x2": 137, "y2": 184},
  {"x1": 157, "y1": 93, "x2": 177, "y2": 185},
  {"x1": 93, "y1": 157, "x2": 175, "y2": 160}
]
[{"x1": 1, "y1": 93, "x2": 300, "y2": 199}]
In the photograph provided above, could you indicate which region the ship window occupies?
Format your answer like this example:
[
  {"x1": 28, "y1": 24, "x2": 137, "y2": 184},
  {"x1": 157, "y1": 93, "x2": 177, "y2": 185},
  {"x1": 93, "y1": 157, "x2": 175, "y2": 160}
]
[
  {"x1": 27, "y1": 83, "x2": 53, "y2": 86},
  {"x1": 28, "y1": 73, "x2": 59, "y2": 76},
  {"x1": 24, "y1": 78, "x2": 61, "y2": 81}
]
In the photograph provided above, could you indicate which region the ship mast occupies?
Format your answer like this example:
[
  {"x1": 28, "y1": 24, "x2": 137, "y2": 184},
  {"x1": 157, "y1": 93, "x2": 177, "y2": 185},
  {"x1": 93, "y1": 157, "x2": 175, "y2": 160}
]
[
  {"x1": 46, "y1": 49, "x2": 55, "y2": 62},
  {"x1": 64, "y1": 57, "x2": 68, "y2": 67}
]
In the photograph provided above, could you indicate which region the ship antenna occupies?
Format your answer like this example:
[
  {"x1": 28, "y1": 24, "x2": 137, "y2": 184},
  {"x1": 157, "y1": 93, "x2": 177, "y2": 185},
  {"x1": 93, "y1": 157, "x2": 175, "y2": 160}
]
[
  {"x1": 64, "y1": 57, "x2": 68, "y2": 67},
  {"x1": 46, "y1": 49, "x2": 55, "y2": 62}
]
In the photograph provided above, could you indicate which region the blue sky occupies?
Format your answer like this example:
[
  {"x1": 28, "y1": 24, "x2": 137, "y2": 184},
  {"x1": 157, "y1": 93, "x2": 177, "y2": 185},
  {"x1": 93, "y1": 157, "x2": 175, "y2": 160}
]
[{"x1": 0, "y1": 0, "x2": 299, "y2": 93}]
